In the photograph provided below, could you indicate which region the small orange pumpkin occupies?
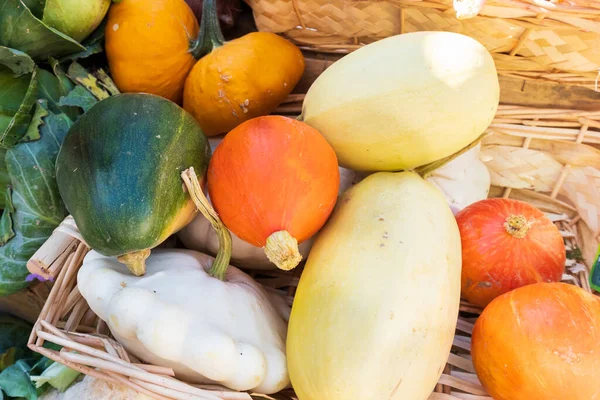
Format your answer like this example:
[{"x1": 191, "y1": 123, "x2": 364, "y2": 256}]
[
  {"x1": 183, "y1": 0, "x2": 305, "y2": 136},
  {"x1": 207, "y1": 115, "x2": 340, "y2": 271},
  {"x1": 105, "y1": 0, "x2": 199, "y2": 103},
  {"x1": 472, "y1": 282, "x2": 600, "y2": 400}
]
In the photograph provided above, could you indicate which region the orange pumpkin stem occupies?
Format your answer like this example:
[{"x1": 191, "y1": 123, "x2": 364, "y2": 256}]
[
  {"x1": 190, "y1": 0, "x2": 225, "y2": 59},
  {"x1": 264, "y1": 231, "x2": 303, "y2": 271},
  {"x1": 504, "y1": 215, "x2": 531, "y2": 239}
]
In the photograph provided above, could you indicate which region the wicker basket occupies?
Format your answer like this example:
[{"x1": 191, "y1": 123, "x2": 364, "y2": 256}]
[
  {"x1": 245, "y1": 0, "x2": 600, "y2": 89},
  {"x1": 25, "y1": 102, "x2": 600, "y2": 399}
]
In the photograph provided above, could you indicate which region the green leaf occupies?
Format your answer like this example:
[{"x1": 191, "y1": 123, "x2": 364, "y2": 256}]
[
  {"x1": 58, "y1": 17, "x2": 106, "y2": 63},
  {"x1": 19, "y1": 101, "x2": 48, "y2": 143},
  {"x1": 66, "y1": 62, "x2": 110, "y2": 100},
  {"x1": 0, "y1": 46, "x2": 34, "y2": 76},
  {"x1": 36, "y1": 68, "x2": 79, "y2": 120},
  {"x1": 30, "y1": 361, "x2": 80, "y2": 392},
  {"x1": 0, "y1": 188, "x2": 15, "y2": 245},
  {"x1": 0, "y1": 105, "x2": 70, "y2": 295},
  {"x1": 21, "y1": 0, "x2": 46, "y2": 19},
  {"x1": 94, "y1": 68, "x2": 120, "y2": 96},
  {"x1": 0, "y1": 314, "x2": 33, "y2": 357},
  {"x1": 0, "y1": 68, "x2": 38, "y2": 148},
  {"x1": 0, "y1": 347, "x2": 18, "y2": 371},
  {"x1": 48, "y1": 59, "x2": 73, "y2": 93},
  {"x1": 0, "y1": 67, "x2": 34, "y2": 144},
  {"x1": 0, "y1": 0, "x2": 85, "y2": 61},
  {"x1": 0, "y1": 359, "x2": 37, "y2": 400},
  {"x1": 0, "y1": 149, "x2": 9, "y2": 210},
  {"x1": 58, "y1": 86, "x2": 97, "y2": 112}
]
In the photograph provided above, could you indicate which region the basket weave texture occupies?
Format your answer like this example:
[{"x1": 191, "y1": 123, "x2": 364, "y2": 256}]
[
  {"x1": 245, "y1": 0, "x2": 600, "y2": 89},
  {"x1": 26, "y1": 103, "x2": 600, "y2": 399}
]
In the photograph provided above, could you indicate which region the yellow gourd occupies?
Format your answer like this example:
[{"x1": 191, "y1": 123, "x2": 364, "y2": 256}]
[
  {"x1": 287, "y1": 172, "x2": 462, "y2": 400},
  {"x1": 300, "y1": 31, "x2": 499, "y2": 172}
]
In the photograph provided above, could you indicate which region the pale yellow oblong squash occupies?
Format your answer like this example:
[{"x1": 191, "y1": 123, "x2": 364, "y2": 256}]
[
  {"x1": 300, "y1": 31, "x2": 499, "y2": 172},
  {"x1": 287, "y1": 172, "x2": 462, "y2": 400}
]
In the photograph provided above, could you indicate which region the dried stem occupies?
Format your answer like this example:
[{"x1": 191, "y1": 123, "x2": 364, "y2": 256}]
[{"x1": 181, "y1": 168, "x2": 232, "y2": 280}]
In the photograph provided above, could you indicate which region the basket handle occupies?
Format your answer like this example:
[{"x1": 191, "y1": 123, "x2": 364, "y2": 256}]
[{"x1": 27, "y1": 216, "x2": 88, "y2": 281}]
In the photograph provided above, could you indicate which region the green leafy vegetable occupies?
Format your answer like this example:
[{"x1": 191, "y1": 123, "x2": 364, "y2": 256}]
[
  {"x1": 0, "y1": 47, "x2": 34, "y2": 76},
  {"x1": 58, "y1": 86, "x2": 98, "y2": 112},
  {"x1": 0, "y1": 67, "x2": 36, "y2": 148},
  {"x1": 0, "y1": 347, "x2": 19, "y2": 372},
  {"x1": 0, "y1": 314, "x2": 33, "y2": 355},
  {"x1": 0, "y1": 360, "x2": 38, "y2": 400},
  {"x1": 30, "y1": 361, "x2": 80, "y2": 392},
  {"x1": 19, "y1": 101, "x2": 48, "y2": 143},
  {"x1": 0, "y1": 0, "x2": 85, "y2": 61},
  {"x1": 66, "y1": 62, "x2": 110, "y2": 100},
  {"x1": 58, "y1": 18, "x2": 106, "y2": 63},
  {"x1": 0, "y1": 104, "x2": 69, "y2": 295},
  {"x1": 0, "y1": 68, "x2": 38, "y2": 148},
  {"x1": 0, "y1": 189, "x2": 15, "y2": 246},
  {"x1": 36, "y1": 68, "x2": 78, "y2": 119},
  {"x1": 21, "y1": 0, "x2": 46, "y2": 19},
  {"x1": 0, "y1": 148, "x2": 7, "y2": 209}
]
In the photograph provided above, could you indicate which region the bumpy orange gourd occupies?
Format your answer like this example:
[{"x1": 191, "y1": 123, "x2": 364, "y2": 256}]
[
  {"x1": 183, "y1": 0, "x2": 305, "y2": 136},
  {"x1": 105, "y1": 0, "x2": 198, "y2": 103},
  {"x1": 472, "y1": 282, "x2": 600, "y2": 400}
]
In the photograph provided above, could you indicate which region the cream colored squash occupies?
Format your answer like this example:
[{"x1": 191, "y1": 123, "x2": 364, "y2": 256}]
[
  {"x1": 287, "y1": 172, "x2": 462, "y2": 400},
  {"x1": 300, "y1": 31, "x2": 499, "y2": 172},
  {"x1": 426, "y1": 143, "x2": 491, "y2": 215},
  {"x1": 179, "y1": 137, "x2": 369, "y2": 269}
]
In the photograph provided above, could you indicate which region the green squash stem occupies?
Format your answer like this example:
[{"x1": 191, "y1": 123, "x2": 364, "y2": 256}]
[
  {"x1": 190, "y1": 0, "x2": 225, "y2": 59},
  {"x1": 181, "y1": 167, "x2": 232, "y2": 281}
]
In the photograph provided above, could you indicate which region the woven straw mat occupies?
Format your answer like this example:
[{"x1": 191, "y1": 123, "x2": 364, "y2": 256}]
[{"x1": 246, "y1": 0, "x2": 600, "y2": 83}]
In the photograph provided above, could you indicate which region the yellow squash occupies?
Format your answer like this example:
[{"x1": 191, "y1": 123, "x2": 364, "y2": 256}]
[
  {"x1": 300, "y1": 31, "x2": 499, "y2": 172},
  {"x1": 287, "y1": 172, "x2": 462, "y2": 400}
]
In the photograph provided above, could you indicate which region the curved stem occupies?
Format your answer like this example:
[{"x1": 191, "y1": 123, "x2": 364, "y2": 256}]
[
  {"x1": 415, "y1": 132, "x2": 488, "y2": 177},
  {"x1": 181, "y1": 168, "x2": 232, "y2": 281},
  {"x1": 190, "y1": 0, "x2": 225, "y2": 59},
  {"x1": 117, "y1": 249, "x2": 151, "y2": 276}
]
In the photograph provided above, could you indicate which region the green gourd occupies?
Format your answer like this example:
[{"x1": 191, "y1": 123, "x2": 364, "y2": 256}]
[{"x1": 56, "y1": 93, "x2": 211, "y2": 276}]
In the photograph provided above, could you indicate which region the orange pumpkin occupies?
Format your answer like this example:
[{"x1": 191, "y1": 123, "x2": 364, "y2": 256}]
[
  {"x1": 207, "y1": 115, "x2": 339, "y2": 271},
  {"x1": 183, "y1": 0, "x2": 305, "y2": 136},
  {"x1": 472, "y1": 282, "x2": 600, "y2": 400},
  {"x1": 456, "y1": 198, "x2": 565, "y2": 308},
  {"x1": 105, "y1": 0, "x2": 199, "y2": 103}
]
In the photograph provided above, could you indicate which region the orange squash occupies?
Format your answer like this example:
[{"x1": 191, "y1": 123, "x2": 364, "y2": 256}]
[
  {"x1": 456, "y1": 198, "x2": 565, "y2": 308},
  {"x1": 183, "y1": 0, "x2": 305, "y2": 136},
  {"x1": 207, "y1": 115, "x2": 339, "y2": 271},
  {"x1": 471, "y1": 282, "x2": 600, "y2": 400},
  {"x1": 105, "y1": 0, "x2": 199, "y2": 103}
]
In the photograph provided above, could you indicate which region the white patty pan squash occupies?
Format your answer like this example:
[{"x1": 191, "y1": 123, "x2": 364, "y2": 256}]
[
  {"x1": 179, "y1": 138, "x2": 369, "y2": 269},
  {"x1": 287, "y1": 172, "x2": 462, "y2": 400},
  {"x1": 77, "y1": 249, "x2": 290, "y2": 394},
  {"x1": 300, "y1": 31, "x2": 500, "y2": 172}
]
